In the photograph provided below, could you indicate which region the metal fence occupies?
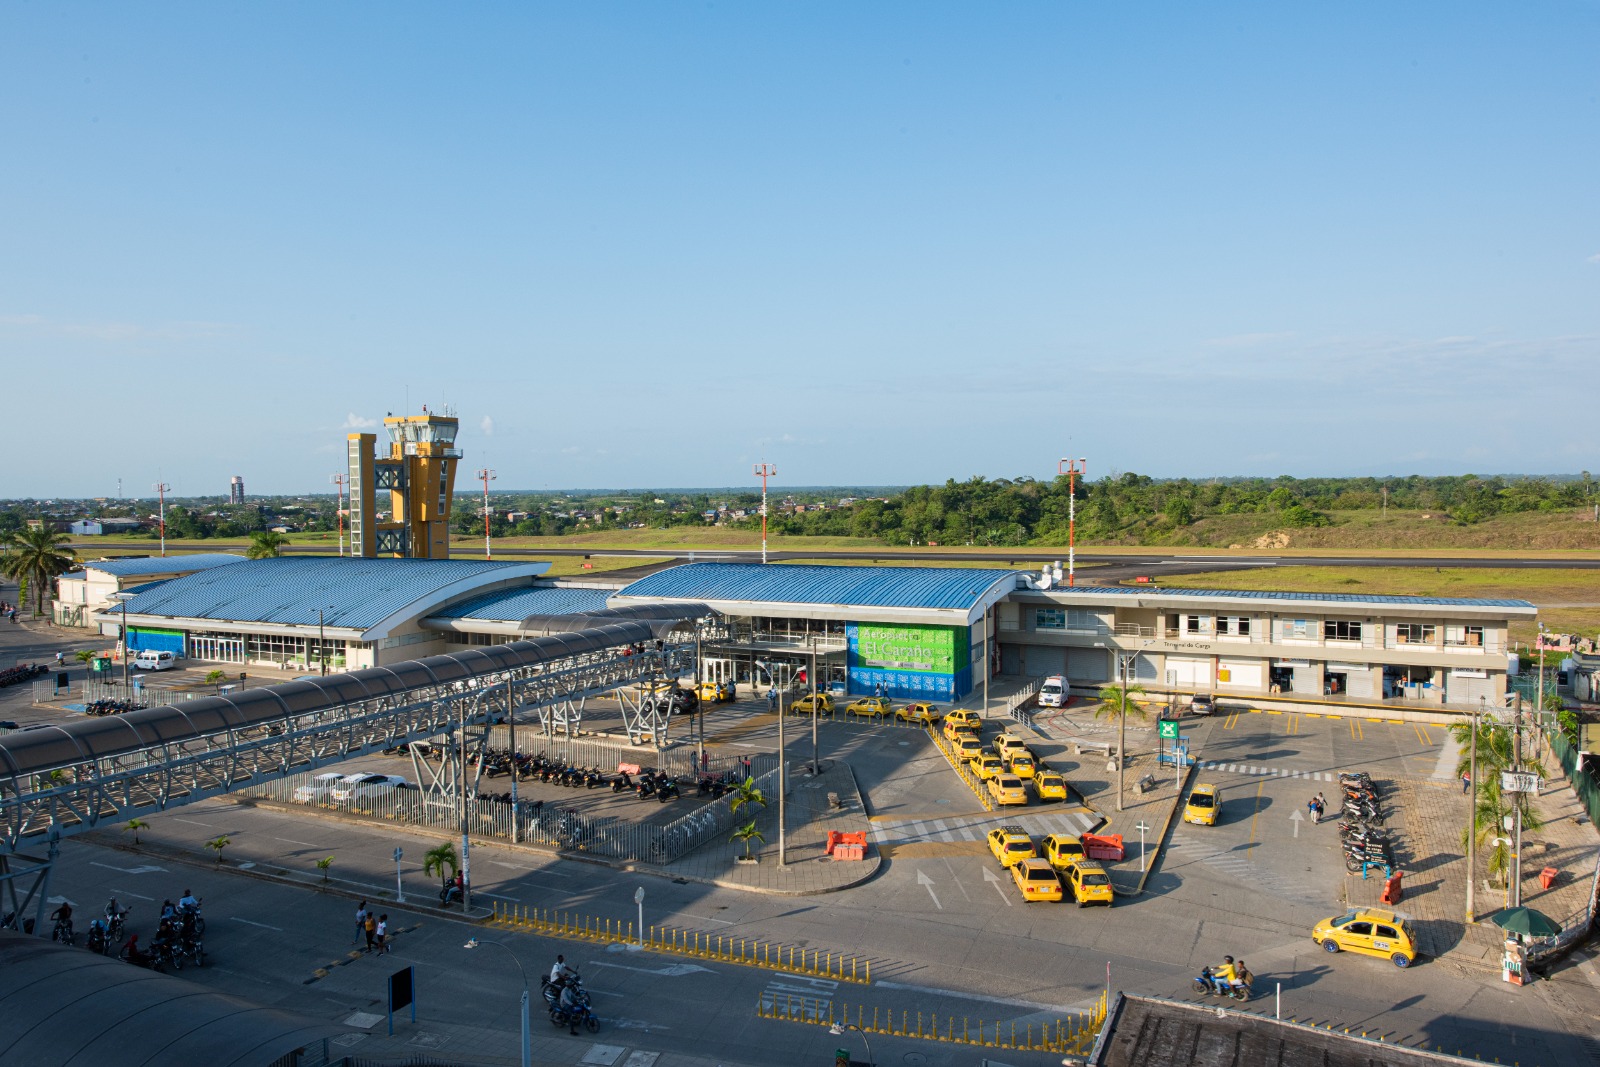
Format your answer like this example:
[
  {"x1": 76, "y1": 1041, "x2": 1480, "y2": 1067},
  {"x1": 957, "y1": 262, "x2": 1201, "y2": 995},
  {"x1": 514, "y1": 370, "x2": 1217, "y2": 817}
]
[
  {"x1": 239, "y1": 758, "x2": 784, "y2": 866},
  {"x1": 479, "y1": 725, "x2": 768, "y2": 780},
  {"x1": 34, "y1": 675, "x2": 200, "y2": 707}
]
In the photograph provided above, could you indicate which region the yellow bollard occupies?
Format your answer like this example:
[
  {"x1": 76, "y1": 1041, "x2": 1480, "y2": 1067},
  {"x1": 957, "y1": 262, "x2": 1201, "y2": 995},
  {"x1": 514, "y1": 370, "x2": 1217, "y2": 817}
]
[
  {"x1": 865, "y1": 959, "x2": 871, "y2": 983},
  {"x1": 1010, "y1": 1020, "x2": 1016, "y2": 1048},
  {"x1": 851, "y1": 957, "x2": 857, "y2": 981}
]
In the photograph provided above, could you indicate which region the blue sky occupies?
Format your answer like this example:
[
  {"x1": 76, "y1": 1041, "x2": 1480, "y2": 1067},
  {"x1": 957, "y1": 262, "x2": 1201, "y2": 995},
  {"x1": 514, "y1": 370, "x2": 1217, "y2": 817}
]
[{"x1": 3, "y1": 3, "x2": 1596, "y2": 497}]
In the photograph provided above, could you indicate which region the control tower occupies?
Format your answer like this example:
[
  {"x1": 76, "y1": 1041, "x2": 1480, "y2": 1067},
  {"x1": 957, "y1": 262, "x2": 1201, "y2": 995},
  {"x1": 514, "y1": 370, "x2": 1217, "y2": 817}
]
[{"x1": 347, "y1": 407, "x2": 462, "y2": 558}]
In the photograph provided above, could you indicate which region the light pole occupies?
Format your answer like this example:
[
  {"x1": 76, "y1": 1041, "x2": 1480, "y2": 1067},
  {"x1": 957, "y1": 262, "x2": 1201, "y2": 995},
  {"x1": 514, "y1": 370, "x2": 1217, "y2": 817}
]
[
  {"x1": 153, "y1": 482, "x2": 171, "y2": 556},
  {"x1": 634, "y1": 886, "x2": 645, "y2": 946},
  {"x1": 112, "y1": 592, "x2": 134, "y2": 690},
  {"x1": 1116, "y1": 641, "x2": 1155, "y2": 812},
  {"x1": 1057, "y1": 458, "x2": 1086, "y2": 586},
  {"x1": 463, "y1": 938, "x2": 530, "y2": 1067},
  {"x1": 1466, "y1": 696, "x2": 1481, "y2": 922},
  {"x1": 810, "y1": 638, "x2": 820, "y2": 775},
  {"x1": 330, "y1": 474, "x2": 347, "y2": 556},
  {"x1": 829, "y1": 1022, "x2": 873, "y2": 1065},
  {"x1": 507, "y1": 675, "x2": 519, "y2": 844},
  {"x1": 777, "y1": 680, "x2": 787, "y2": 866},
  {"x1": 316, "y1": 606, "x2": 335, "y2": 676},
  {"x1": 753, "y1": 462, "x2": 776, "y2": 564},
  {"x1": 476, "y1": 468, "x2": 497, "y2": 560}
]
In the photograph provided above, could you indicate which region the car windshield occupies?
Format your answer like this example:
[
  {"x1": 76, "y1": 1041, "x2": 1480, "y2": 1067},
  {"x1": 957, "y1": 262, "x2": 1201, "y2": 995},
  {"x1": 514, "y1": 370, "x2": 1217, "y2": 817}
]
[
  {"x1": 1329, "y1": 910, "x2": 1360, "y2": 928},
  {"x1": 1188, "y1": 793, "x2": 1215, "y2": 808},
  {"x1": 1027, "y1": 870, "x2": 1055, "y2": 881},
  {"x1": 1082, "y1": 872, "x2": 1109, "y2": 885}
]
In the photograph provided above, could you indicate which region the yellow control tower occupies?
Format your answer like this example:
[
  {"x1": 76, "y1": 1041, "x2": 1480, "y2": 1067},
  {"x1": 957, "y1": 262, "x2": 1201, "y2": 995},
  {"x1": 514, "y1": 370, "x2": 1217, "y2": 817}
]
[{"x1": 347, "y1": 407, "x2": 462, "y2": 558}]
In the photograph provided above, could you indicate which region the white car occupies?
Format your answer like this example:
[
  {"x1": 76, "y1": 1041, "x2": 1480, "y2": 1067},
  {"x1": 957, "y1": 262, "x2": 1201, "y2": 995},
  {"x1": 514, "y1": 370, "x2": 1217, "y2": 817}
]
[
  {"x1": 329, "y1": 773, "x2": 409, "y2": 803},
  {"x1": 133, "y1": 650, "x2": 177, "y2": 671},
  {"x1": 292, "y1": 772, "x2": 356, "y2": 804}
]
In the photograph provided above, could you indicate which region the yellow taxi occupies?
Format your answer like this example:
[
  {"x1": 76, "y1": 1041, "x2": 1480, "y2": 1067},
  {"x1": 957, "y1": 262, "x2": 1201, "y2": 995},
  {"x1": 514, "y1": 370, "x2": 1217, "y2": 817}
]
[
  {"x1": 788, "y1": 693, "x2": 834, "y2": 717},
  {"x1": 1007, "y1": 751, "x2": 1037, "y2": 779},
  {"x1": 696, "y1": 680, "x2": 735, "y2": 703},
  {"x1": 1032, "y1": 770, "x2": 1069, "y2": 802},
  {"x1": 952, "y1": 736, "x2": 983, "y2": 762},
  {"x1": 972, "y1": 753, "x2": 1004, "y2": 780},
  {"x1": 1183, "y1": 784, "x2": 1220, "y2": 826},
  {"x1": 987, "y1": 773, "x2": 1028, "y2": 806},
  {"x1": 945, "y1": 708, "x2": 981, "y2": 729},
  {"x1": 1063, "y1": 860, "x2": 1115, "y2": 907},
  {"x1": 986, "y1": 826, "x2": 1037, "y2": 868},
  {"x1": 895, "y1": 702, "x2": 942, "y2": 726},
  {"x1": 1042, "y1": 832, "x2": 1086, "y2": 871},
  {"x1": 844, "y1": 696, "x2": 892, "y2": 721},
  {"x1": 942, "y1": 717, "x2": 979, "y2": 742},
  {"x1": 1311, "y1": 908, "x2": 1417, "y2": 968},
  {"x1": 1010, "y1": 858, "x2": 1063, "y2": 902}
]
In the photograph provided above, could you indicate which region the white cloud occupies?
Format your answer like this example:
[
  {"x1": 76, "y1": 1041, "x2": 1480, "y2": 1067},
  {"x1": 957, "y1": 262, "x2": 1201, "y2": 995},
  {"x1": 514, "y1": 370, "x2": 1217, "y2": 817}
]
[
  {"x1": 341, "y1": 412, "x2": 378, "y2": 430},
  {"x1": 480, "y1": 415, "x2": 494, "y2": 437},
  {"x1": 1587, "y1": 252, "x2": 1600, "y2": 265}
]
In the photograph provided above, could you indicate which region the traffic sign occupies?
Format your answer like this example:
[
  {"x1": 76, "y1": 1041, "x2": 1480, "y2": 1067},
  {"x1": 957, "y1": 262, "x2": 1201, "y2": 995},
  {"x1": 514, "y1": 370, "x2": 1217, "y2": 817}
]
[{"x1": 1158, "y1": 720, "x2": 1180, "y2": 740}]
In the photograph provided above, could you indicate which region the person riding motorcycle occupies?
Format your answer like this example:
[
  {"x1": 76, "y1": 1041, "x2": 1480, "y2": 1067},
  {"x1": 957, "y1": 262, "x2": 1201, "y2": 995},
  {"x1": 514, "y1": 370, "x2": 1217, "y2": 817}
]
[
  {"x1": 1231, "y1": 959, "x2": 1253, "y2": 997},
  {"x1": 1212, "y1": 956, "x2": 1237, "y2": 995},
  {"x1": 549, "y1": 954, "x2": 576, "y2": 989},
  {"x1": 557, "y1": 981, "x2": 582, "y2": 1035},
  {"x1": 177, "y1": 889, "x2": 199, "y2": 912},
  {"x1": 49, "y1": 901, "x2": 74, "y2": 940}
]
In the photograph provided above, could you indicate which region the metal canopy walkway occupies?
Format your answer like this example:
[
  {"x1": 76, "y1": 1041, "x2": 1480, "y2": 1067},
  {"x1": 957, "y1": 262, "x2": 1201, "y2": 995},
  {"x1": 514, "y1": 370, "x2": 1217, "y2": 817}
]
[{"x1": 0, "y1": 605, "x2": 709, "y2": 932}]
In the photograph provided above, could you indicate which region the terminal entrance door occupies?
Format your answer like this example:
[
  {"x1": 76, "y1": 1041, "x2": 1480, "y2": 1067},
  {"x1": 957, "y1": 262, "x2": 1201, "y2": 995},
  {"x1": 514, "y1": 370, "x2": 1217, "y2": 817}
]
[
  {"x1": 702, "y1": 657, "x2": 735, "y2": 684},
  {"x1": 188, "y1": 634, "x2": 244, "y2": 663}
]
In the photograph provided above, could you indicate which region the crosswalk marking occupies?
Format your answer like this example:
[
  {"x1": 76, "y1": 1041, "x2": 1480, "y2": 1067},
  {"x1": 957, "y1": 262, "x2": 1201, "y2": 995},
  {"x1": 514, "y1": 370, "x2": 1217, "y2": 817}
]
[
  {"x1": 1199, "y1": 761, "x2": 1335, "y2": 781},
  {"x1": 869, "y1": 810, "x2": 1096, "y2": 846}
]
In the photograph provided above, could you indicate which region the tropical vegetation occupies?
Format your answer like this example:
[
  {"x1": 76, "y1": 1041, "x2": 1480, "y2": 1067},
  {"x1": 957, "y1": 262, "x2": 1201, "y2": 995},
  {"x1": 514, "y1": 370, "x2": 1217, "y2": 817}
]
[
  {"x1": 1450, "y1": 718, "x2": 1547, "y2": 888},
  {"x1": 0, "y1": 526, "x2": 77, "y2": 615},
  {"x1": 246, "y1": 530, "x2": 288, "y2": 559}
]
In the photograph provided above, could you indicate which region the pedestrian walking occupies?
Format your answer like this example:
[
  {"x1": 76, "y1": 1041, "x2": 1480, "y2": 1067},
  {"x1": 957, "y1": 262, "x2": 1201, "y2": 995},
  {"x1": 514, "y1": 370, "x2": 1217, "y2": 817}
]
[
  {"x1": 352, "y1": 900, "x2": 368, "y2": 944},
  {"x1": 767, "y1": 687, "x2": 777, "y2": 711},
  {"x1": 1314, "y1": 792, "x2": 1326, "y2": 824},
  {"x1": 375, "y1": 915, "x2": 390, "y2": 954},
  {"x1": 363, "y1": 912, "x2": 377, "y2": 952},
  {"x1": 1461, "y1": 772, "x2": 1471, "y2": 795}
]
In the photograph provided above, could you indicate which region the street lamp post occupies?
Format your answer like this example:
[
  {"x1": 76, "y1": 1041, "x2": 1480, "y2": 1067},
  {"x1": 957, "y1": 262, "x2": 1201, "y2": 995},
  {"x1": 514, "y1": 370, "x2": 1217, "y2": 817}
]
[
  {"x1": 777, "y1": 680, "x2": 787, "y2": 866},
  {"x1": 463, "y1": 938, "x2": 530, "y2": 1067},
  {"x1": 317, "y1": 608, "x2": 328, "y2": 676},
  {"x1": 112, "y1": 592, "x2": 134, "y2": 691},
  {"x1": 810, "y1": 639, "x2": 820, "y2": 775},
  {"x1": 829, "y1": 1022, "x2": 873, "y2": 1065},
  {"x1": 1466, "y1": 696, "x2": 1481, "y2": 922}
]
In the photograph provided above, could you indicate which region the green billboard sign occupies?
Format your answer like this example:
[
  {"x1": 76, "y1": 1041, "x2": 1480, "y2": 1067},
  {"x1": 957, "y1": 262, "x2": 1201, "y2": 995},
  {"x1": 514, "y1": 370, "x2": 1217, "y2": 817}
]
[{"x1": 852, "y1": 624, "x2": 966, "y2": 673}]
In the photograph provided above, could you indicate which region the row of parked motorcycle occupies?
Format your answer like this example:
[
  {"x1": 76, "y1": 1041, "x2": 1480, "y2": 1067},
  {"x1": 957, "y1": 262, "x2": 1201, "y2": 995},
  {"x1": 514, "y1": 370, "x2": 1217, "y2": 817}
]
[
  {"x1": 27, "y1": 896, "x2": 208, "y2": 973},
  {"x1": 1337, "y1": 771, "x2": 1392, "y2": 872},
  {"x1": 0, "y1": 662, "x2": 47, "y2": 688},
  {"x1": 85, "y1": 698, "x2": 149, "y2": 716}
]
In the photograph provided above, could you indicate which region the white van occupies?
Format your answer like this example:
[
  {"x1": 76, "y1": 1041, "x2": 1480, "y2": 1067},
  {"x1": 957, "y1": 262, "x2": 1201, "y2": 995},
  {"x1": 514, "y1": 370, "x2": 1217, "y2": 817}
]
[
  {"x1": 1038, "y1": 674, "x2": 1070, "y2": 708},
  {"x1": 132, "y1": 650, "x2": 176, "y2": 671}
]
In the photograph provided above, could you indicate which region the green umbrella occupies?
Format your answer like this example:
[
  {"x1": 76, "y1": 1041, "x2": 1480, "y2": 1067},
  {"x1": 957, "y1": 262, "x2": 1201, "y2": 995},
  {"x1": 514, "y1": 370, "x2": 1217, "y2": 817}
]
[{"x1": 1488, "y1": 906, "x2": 1562, "y2": 938}]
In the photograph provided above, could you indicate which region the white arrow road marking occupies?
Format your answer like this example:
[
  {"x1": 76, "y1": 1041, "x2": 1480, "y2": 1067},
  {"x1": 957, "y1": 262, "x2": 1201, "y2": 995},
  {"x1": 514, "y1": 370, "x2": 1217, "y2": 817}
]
[
  {"x1": 915, "y1": 870, "x2": 942, "y2": 910},
  {"x1": 90, "y1": 862, "x2": 166, "y2": 875},
  {"x1": 981, "y1": 866, "x2": 1013, "y2": 906},
  {"x1": 1289, "y1": 808, "x2": 1304, "y2": 838},
  {"x1": 588, "y1": 960, "x2": 712, "y2": 977}
]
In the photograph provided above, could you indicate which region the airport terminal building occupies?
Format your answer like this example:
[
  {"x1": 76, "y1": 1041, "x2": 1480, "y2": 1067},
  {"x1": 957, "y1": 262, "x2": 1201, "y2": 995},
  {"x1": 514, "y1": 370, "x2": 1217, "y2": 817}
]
[{"x1": 78, "y1": 557, "x2": 1533, "y2": 709}]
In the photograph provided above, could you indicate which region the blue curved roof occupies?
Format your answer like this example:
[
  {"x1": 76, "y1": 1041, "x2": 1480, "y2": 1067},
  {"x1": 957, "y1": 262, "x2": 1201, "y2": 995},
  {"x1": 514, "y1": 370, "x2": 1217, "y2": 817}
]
[
  {"x1": 432, "y1": 585, "x2": 613, "y2": 622},
  {"x1": 73, "y1": 553, "x2": 246, "y2": 578},
  {"x1": 613, "y1": 562, "x2": 1017, "y2": 611},
  {"x1": 109, "y1": 557, "x2": 547, "y2": 631},
  {"x1": 1049, "y1": 586, "x2": 1536, "y2": 610}
]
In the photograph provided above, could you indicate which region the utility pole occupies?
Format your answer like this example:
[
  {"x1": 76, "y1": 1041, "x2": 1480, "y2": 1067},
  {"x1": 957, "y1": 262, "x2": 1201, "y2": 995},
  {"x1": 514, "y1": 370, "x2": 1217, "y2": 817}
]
[
  {"x1": 476, "y1": 469, "x2": 496, "y2": 560},
  {"x1": 507, "y1": 675, "x2": 519, "y2": 844},
  {"x1": 154, "y1": 482, "x2": 171, "y2": 556},
  {"x1": 330, "y1": 473, "x2": 347, "y2": 556},
  {"x1": 753, "y1": 463, "x2": 777, "y2": 564},
  {"x1": 810, "y1": 639, "x2": 820, "y2": 775},
  {"x1": 1117, "y1": 652, "x2": 1130, "y2": 811},
  {"x1": 1058, "y1": 458, "x2": 1086, "y2": 586}
]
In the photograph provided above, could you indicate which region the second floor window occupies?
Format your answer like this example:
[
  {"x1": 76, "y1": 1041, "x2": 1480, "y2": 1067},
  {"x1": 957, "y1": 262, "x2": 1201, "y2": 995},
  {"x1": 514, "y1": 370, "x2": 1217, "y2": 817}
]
[
  {"x1": 1324, "y1": 620, "x2": 1363, "y2": 641},
  {"x1": 1217, "y1": 616, "x2": 1251, "y2": 637},
  {"x1": 1445, "y1": 625, "x2": 1485, "y2": 647},
  {"x1": 1395, "y1": 623, "x2": 1435, "y2": 644}
]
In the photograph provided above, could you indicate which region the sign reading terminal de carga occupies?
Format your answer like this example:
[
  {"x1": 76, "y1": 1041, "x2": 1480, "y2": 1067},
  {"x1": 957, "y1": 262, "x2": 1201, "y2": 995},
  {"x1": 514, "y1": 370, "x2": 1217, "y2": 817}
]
[{"x1": 846, "y1": 623, "x2": 972, "y2": 701}]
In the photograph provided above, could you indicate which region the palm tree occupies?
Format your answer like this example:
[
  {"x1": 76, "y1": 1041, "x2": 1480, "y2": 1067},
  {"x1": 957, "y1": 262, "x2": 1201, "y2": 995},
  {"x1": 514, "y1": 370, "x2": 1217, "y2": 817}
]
[
  {"x1": 205, "y1": 835, "x2": 230, "y2": 864},
  {"x1": 246, "y1": 530, "x2": 288, "y2": 559},
  {"x1": 1449, "y1": 718, "x2": 1547, "y2": 887},
  {"x1": 0, "y1": 527, "x2": 77, "y2": 616},
  {"x1": 1092, "y1": 682, "x2": 1148, "y2": 724},
  {"x1": 729, "y1": 777, "x2": 768, "y2": 817},
  {"x1": 123, "y1": 817, "x2": 148, "y2": 845},
  {"x1": 731, "y1": 820, "x2": 765, "y2": 860},
  {"x1": 74, "y1": 649, "x2": 96, "y2": 666},
  {"x1": 423, "y1": 842, "x2": 459, "y2": 884}
]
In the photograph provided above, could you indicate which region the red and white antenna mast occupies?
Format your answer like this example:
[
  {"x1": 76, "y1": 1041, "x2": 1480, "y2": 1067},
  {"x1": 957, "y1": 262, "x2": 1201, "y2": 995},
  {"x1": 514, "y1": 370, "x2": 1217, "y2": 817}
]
[
  {"x1": 329, "y1": 473, "x2": 347, "y2": 556},
  {"x1": 752, "y1": 462, "x2": 777, "y2": 564},
  {"x1": 153, "y1": 482, "x2": 172, "y2": 557},
  {"x1": 475, "y1": 468, "x2": 496, "y2": 559},
  {"x1": 1057, "y1": 458, "x2": 1086, "y2": 586}
]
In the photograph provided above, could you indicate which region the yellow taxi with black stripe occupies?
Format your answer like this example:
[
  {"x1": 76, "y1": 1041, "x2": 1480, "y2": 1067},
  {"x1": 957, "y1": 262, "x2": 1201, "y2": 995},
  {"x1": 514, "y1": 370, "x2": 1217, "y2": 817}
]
[
  {"x1": 1042, "y1": 832, "x2": 1086, "y2": 871},
  {"x1": 1032, "y1": 770, "x2": 1068, "y2": 802},
  {"x1": 895, "y1": 702, "x2": 942, "y2": 726},
  {"x1": 986, "y1": 772, "x2": 1028, "y2": 806},
  {"x1": 788, "y1": 692, "x2": 834, "y2": 717},
  {"x1": 1183, "y1": 784, "x2": 1220, "y2": 826},
  {"x1": 1063, "y1": 860, "x2": 1114, "y2": 907},
  {"x1": 987, "y1": 826, "x2": 1037, "y2": 868},
  {"x1": 844, "y1": 696, "x2": 892, "y2": 721},
  {"x1": 1010, "y1": 858, "x2": 1063, "y2": 902}
]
